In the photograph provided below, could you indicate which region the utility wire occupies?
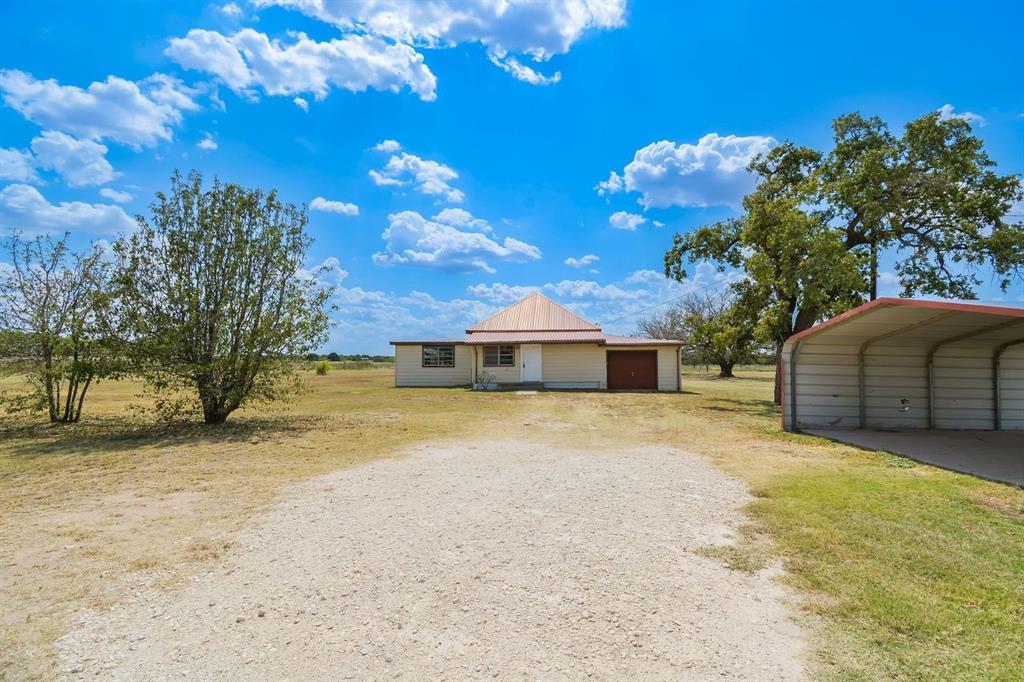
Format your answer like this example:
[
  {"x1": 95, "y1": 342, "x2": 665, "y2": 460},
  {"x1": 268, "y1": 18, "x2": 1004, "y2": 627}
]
[{"x1": 599, "y1": 276, "x2": 732, "y2": 326}]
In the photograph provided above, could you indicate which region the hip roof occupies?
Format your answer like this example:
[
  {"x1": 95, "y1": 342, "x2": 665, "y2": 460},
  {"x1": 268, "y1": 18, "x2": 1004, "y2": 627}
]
[{"x1": 467, "y1": 292, "x2": 601, "y2": 332}]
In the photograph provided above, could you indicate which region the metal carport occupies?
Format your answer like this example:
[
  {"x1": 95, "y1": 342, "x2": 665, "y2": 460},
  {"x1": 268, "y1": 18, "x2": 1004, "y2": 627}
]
[{"x1": 782, "y1": 298, "x2": 1024, "y2": 432}]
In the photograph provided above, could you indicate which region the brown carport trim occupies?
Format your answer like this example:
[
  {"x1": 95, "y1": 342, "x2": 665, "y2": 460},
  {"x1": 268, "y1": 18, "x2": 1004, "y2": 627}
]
[
  {"x1": 994, "y1": 338, "x2": 1024, "y2": 430},
  {"x1": 926, "y1": 318, "x2": 1024, "y2": 429},
  {"x1": 856, "y1": 311, "x2": 958, "y2": 428},
  {"x1": 787, "y1": 297, "x2": 1024, "y2": 346}
]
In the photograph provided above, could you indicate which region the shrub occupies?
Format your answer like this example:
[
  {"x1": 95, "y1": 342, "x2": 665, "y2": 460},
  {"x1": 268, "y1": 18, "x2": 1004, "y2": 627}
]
[{"x1": 315, "y1": 360, "x2": 331, "y2": 376}]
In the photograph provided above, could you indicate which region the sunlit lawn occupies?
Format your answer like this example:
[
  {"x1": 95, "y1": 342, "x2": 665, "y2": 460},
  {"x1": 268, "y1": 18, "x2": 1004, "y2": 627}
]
[{"x1": 1, "y1": 366, "x2": 1022, "y2": 680}]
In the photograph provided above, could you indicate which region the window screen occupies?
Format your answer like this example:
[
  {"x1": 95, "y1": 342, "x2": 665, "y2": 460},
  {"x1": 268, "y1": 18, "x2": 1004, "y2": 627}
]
[
  {"x1": 483, "y1": 345, "x2": 515, "y2": 367},
  {"x1": 422, "y1": 345, "x2": 455, "y2": 367}
]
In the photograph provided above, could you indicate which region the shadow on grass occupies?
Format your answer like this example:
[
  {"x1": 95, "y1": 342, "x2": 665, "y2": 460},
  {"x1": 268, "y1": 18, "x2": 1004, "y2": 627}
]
[
  {"x1": 702, "y1": 398, "x2": 780, "y2": 419},
  {"x1": 0, "y1": 414, "x2": 331, "y2": 459}
]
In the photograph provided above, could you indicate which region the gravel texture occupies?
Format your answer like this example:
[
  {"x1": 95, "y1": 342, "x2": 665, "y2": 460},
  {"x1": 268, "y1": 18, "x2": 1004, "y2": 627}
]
[{"x1": 57, "y1": 439, "x2": 807, "y2": 680}]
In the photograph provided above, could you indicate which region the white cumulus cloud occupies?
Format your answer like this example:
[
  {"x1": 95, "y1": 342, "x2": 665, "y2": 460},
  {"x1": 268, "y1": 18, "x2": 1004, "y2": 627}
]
[
  {"x1": 594, "y1": 170, "x2": 622, "y2": 196},
  {"x1": 488, "y1": 54, "x2": 561, "y2": 85},
  {"x1": 196, "y1": 133, "x2": 218, "y2": 150},
  {"x1": 0, "y1": 69, "x2": 198, "y2": 149},
  {"x1": 165, "y1": 28, "x2": 437, "y2": 102},
  {"x1": 0, "y1": 147, "x2": 40, "y2": 183},
  {"x1": 607, "y1": 133, "x2": 776, "y2": 209},
  {"x1": 373, "y1": 209, "x2": 540, "y2": 273},
  {"x1": 99, "y1": 188, "x2": 133, "y2": 203},
  {"x1": 937, "y1": 103, "x2": 986, "y2": 127},
  {"x1": 254, "y1": 0, "x2": 627, "y2": 62},
  {"x1": 30, "y1": 130, "x2": 116, "y2": 187},
  {"x1": 293, "y1": 96, "x2": 309, "y2": 111},
  {"x1": 310, "y1": 196, "x2": 359, "y2": 215},
  {"x1": 431, "y1": 207, "x2": 490, "y2": 232},
  {"x1": 466, "y1": 282, "x2": 541, "y2": 303},
  {"x1": 564, "y1": 253, "x2": 599, "y2": 268},
  {"x1": 0, "y1": 184, "x2": 136, "y2": 235},
  {"x1": 374, "y1": 139, "x2": 401, "y2": 152},
  {"x1": 370, "y1": 151, "x2": 465, "y2": 202},
  {"x1": 219, "y1": 2, "x2": 244, "y2": 17},
  {"x1": 608, "y1": 210, "x2": 646, "y2": 230}
]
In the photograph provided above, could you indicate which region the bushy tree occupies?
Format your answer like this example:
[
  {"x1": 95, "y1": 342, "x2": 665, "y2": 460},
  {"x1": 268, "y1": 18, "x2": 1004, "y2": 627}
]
[
  {"x1": 0, "y1": 232, "x2": 119, "y2": 422},
  {"x1": 666, "y1": 111, "x2": 1024, "y2": 402},
  {"x1": 637, "y1": 290, "x2": 759, "y2": 377},
  {"x1": 113, "y1": 171, "x2": 335, "y2": 424}
]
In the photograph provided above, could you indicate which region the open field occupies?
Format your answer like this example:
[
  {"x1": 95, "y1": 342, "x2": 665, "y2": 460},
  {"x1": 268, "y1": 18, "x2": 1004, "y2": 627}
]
[{"x1": 2, "y1": 367, "x2": 1023, "y2": 680}]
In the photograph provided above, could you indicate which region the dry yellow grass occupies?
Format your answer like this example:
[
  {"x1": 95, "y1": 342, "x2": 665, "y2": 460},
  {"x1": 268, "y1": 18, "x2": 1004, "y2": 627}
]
[{"x1": 2, "y1": 366, "x2": 1022, "y2": 680}]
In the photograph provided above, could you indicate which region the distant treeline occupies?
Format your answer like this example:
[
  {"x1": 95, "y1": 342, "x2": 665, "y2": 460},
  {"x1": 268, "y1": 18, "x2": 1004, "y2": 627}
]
[{"x1": 304, "y1": 353, "x2": 394, "y2": 363}]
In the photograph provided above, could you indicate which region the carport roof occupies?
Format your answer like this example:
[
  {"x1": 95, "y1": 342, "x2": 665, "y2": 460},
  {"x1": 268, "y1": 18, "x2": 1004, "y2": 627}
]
[{"x1": 784, "y1": 298, "x2": 1024, "y2": 354}]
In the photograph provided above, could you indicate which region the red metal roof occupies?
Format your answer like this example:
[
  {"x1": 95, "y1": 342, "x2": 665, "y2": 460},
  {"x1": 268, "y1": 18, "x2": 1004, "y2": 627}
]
[
  {"x1": 467, "y1": 292, "x2": 601, "y2": 332},
  {"x1": 392, "y1": 332, "x2": 684, "y2": 345},
  {"x1": 389, "y1": 339, "x2": 466, "y2": 346},
  {"x1": 464, "y1": 330, "x2": 607, "y2": 344},
  {"x1": 785, "y1": 297, "x2": 1024, "y2": 347},
  {"x1": 603, "y1": 334, "x2": 684, "y2": 346}
]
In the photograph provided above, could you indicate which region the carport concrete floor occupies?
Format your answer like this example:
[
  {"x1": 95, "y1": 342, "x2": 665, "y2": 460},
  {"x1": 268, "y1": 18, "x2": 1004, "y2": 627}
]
[{"x1": 807, "y1": 429, "x2": 1024, "y2": 487}]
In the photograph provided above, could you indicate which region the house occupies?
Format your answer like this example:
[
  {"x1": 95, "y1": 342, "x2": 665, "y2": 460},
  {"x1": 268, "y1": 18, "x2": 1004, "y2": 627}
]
[{"x1": 390, "y1": 292, "x2": 683, "y2": 391}]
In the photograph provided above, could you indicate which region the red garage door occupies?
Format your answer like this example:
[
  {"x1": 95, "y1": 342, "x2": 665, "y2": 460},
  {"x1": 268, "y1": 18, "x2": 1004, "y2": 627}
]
[{"x1": 607, "y1": 351, "x2": 658, "y2": 390}]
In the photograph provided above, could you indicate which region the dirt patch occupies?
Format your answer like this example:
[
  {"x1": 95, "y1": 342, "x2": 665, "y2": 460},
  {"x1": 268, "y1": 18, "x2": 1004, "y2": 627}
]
[{"x1": 56, "y1": 439, "x2": 807, "y2": 679}]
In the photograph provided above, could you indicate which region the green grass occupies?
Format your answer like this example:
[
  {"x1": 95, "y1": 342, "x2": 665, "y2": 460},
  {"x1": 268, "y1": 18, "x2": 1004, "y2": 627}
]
[{"x1": 1, "y1": 365, "x2": 1022, "y2": 680}]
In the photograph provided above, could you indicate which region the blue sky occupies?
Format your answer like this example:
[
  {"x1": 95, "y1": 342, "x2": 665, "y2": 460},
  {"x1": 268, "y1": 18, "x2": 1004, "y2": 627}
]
[{"x1": 2, "y1": 0, "x2": 1022, "y2": 353}]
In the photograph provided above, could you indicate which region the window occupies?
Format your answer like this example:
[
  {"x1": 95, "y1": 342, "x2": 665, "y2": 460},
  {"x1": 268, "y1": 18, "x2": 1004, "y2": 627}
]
[
  {"x1": 483, "y1": 345, "x2": 515, "y2": 367},
  {"x1": 422, "y1": 345, "x2": 455, "y2": 367}
]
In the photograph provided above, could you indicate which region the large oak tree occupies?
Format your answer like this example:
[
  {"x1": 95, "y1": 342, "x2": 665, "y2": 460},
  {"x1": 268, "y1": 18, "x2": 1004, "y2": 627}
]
[{"x1": 665, "y1": 111, "x2": 1024, "y2": 403}]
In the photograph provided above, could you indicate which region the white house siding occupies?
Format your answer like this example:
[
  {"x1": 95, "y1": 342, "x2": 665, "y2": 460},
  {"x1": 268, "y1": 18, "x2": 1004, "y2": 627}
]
[
  {"x1": 474, "y1": 345, "x2": 520, "y2": 384},
  {"x1": 394, "y1": 344, "x2": 473, "y2": 387},
  {"x1": 541, "y1": 344, "x2": 606, "y2": 389},
  {"x1": 603, "y1": 345, "x2": 681, "y2": 392},
  {"x1": 1001, "y1": 345, "x2": 1024, "y2": 430}
]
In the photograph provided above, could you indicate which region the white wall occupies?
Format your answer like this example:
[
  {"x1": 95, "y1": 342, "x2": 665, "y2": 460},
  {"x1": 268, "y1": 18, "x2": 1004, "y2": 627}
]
[
  {"x1": 542, "y1": 344, "x2": 606, "y2": 388},
  {"x1": 394, "y1": 344, "x2": 473, "y2": 387},
  {"x1": 474, "y1": 345, "x2": 519, "y2": 384}
]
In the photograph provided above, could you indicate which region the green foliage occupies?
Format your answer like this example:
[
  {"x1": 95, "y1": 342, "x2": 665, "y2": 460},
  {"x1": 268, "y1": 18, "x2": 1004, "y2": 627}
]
[
  {"x1": 315, "y1": 360, "x2": 330, "y2": 375},
  {"x1": 637, "y1": 290, "x2": 761, "y2": 376},
  {"x1": 665, "y1": 110, "x2": 1024, "y2": 400},
  {"x1": 112, "y1": 171, "x2": 336, "y2": 424},
  {"x1": 0, "y1": 232, "x2": 121, "y2": 423}
]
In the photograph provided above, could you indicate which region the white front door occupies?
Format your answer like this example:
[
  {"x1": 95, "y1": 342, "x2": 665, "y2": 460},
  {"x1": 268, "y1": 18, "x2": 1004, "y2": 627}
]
[{"x1": 520, "y1": 344, "x2": 542, "y2": 382}]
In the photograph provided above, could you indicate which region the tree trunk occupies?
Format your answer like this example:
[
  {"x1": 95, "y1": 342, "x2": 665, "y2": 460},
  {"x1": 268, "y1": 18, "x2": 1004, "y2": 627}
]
[
  {"x1": 773, "y1": 308, "x2": 820, "y2": 404},
  {"x1": 718, "y1": 362, "x2": 735, "y2": 378},
  {"x1": 202, "y1": 404, "x2": 230, "y2": 424}
]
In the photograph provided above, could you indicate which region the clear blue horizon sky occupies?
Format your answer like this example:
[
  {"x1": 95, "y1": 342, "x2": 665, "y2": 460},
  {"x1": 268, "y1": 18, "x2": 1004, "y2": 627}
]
[{"x1": 2, "y1": 1, "x2": 1022, "y2": 353}]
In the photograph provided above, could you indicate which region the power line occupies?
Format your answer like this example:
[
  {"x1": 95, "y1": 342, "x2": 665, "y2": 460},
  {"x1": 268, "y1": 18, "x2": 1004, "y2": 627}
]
[{"x1": 599, "y1": 276, "x2": 732, "y2": 326}]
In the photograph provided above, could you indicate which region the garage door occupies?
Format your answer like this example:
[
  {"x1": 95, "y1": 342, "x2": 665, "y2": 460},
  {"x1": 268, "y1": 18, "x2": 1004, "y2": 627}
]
[{"x1": 607, "y1": 351, "x2": 657, "y2": 390}]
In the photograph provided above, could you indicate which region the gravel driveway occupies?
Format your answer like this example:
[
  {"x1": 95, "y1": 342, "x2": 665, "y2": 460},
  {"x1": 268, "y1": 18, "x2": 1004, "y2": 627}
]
[{"x1": 57, "y1": 439, "x2": 807, "y2": 680}]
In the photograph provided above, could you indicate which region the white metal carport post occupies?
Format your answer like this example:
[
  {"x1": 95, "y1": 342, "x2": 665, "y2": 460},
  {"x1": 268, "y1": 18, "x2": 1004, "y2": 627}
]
[
  {"x1": 994, "y1": 338, "x2": 1024, "y2": 430},
  {"x1": 925, "y1": 319, "x2": 1024, "y2": 430}
]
